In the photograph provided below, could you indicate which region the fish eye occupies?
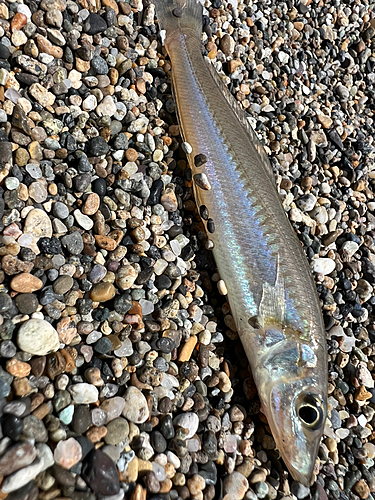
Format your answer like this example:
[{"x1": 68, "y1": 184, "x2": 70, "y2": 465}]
[{"x1": 297, "y1": 393, "x2": 324, "y2": 430}]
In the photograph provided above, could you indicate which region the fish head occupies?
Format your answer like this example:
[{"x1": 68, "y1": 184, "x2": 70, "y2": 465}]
[
  {"x1": 252, "y1": 328, "x2": 327, "y2": 487},
  {"x1": 266, "y1": 378, "x2": 326, "y2": 486}
]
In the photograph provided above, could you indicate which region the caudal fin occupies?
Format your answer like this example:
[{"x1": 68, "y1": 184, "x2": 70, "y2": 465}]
[{"x1": 153, "y1": 0, "x2": 203, "y2": 40}]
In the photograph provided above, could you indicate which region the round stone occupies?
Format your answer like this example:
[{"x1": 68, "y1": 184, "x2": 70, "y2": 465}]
[
  {"x1": 54, "y1": 438, "x2": 82, "y2": 469},
  {"x1": 122, "y1": 386, "x2": 150, "y2": 423},
  {"x1": 90, "y1": 282, "x2": 116, "y2": 302},
  {"x1": 17, "y1": 319, "x2": 60, "y2": 356}
]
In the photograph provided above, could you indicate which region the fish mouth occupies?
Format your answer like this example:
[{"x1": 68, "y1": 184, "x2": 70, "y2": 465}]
[{"x1": 287, "y1": 461, "x2": 314, "y2": 487}]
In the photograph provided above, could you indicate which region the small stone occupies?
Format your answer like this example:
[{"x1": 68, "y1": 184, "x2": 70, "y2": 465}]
[
  {"x1": 296, "y1": 194, "x2": 317, "y2": 211},
  {"x1": 194, "y1": 173, "x2": 211, "y2": 190},
  {"x1": 173, "y1": 412, "x2": 199, "y2": 439},
  {"x1": 6, "y1": 359, "x2": 31, "y2": 377},
  {"x1": 74, "y1": 209, "x2": 94, "y2": 230},
  {"x1": 311, "y1": 258, "x2": 336, "y2": 275},
  {"x1": 1, "y1": 457, "x2": 45, "y2": 493},
  {"x1": 82, "y1": 450, "x2": 120, "y2": 496},
  {"x1": 116, "y1": 265, "x2": 138, "y2": 290},
  {"x1": 10, "y1": 273, "x2": 43, "y2": 293},
  {"x1": 24, "y1": 208, "x2": 52, "y2": 240},
  {"x1": 91, "y1": 282, "x2": 116, "y2": 302},
  {"x1": 160, "y1": 186, "x2": 178, "y2": 212},
  {"x1": 290, "y1": 481, "x2": 310, "y2": 499},
  {"x1": 69, "y1": 383, "x2": 99, "y2": 404},
  {"x1": 61, "y1": 232, "x2": 84, "y2": 255},
  {"x1": 88, "y1": 136, "x2": 110, "y2": 156},
  {"x1": 83, "y1": 193, "x2": 100, "y2": 215},
  {"x1": 105, "y1": 417, "x2": 129, "y2": 445},
  {"x1": 18, "y1": 319, "x2": 59, "y2": 355},
  {"x1": 84, "y1": 13, "x2": 108, "y2": 35},
  {"x1": 54, "y1": 438, "x2": 82, "y2": 469},
  {"x1": 317, "y1": 114, "x2": 333, "y2": 129},
  {"x1": 223, "y1": 471, "x2": 249, "y2": 500},
  {"x1": 122, "y1": 386, "x2": 150, "y2": 423},
  {"x1": 29, "y1": 83, "x2": 55, "y2": 107},
  {"x1": 97, "y1": 95, "x2": 117, "y2": 117},
  {"x1": 0, "y1": 443, "x2": 37, "y2": 476}
]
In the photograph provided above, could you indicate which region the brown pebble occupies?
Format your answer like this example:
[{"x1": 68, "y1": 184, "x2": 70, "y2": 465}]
[
  {"x1": 91, "y1": 282, "x2": 116, "y2": 302},
  {"x1": 10, "y1": 273, "x2": 43, "y2": 293},
  {"x1": 178, "y1": 336, "x2": 197, "y2": 362},
  {"x1": 194, "y1": 153, "x2": 207, "y2": 168},
  {"x1": 355, "y1": 385, "x2": 372, "y2": 401},
  {"x1": 353, "y1": 479, "x2": 370, "y2": 499},
  {"x1": 83, "y1": 193, "x2": 100, "y2": 215},
  {"x1": 12, "y1": 377, "x2": 32, "y2": 396},
  {"x1": 130, "y1": 484, "x2": 146, "y2": 500},
  {"x1": 30, "y1": 356, "x2": 46, "y2": 377},
  {"x1": 125, "y1": 148, "x2": 138, "y2": 162},
  {"x1": 32, "y1": 402, "x2": 51, "y2": 420},
  {"x1": 6, "y1": 359, "x2": 31, "y2": 377},
  {"x1": 94, "y1": 235, "x2": 118, "y2": 251},
  {"x1": 11, "y1": 12, "x2": 27, "y2": 31},
  {"x1": 86, "y1": 425, "x2": 107, "y2": 443}
]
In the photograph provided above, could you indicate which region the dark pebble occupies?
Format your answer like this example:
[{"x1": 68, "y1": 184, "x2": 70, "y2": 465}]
[
  {"x1": 92, "y1": 178, "x2": 107, "y2": 197},
  {"x1": 82, "y1": 449, "x2": 120, "y2": 496},
  {"x1": 15, "y1": 293, "x2": 39, "y2": 315},
  {"x1": 84, "y1": 13, "x2": 108, "y2": 35},
  {"x1": 2, "y1": 415, "x2": 23, "y2": 440},
  {"x1": 151, "y1": 430, "x2": 167, "y2": 453},
  {"x1": 88, "y1": 136, "x2": 110, "y2": 157},
  {"x1": 154, "y1": 275, "x2": 172, "y2": 290},
  {"x1": 194, "y1": 154, "x2": 207, "y2": 167},
  {"x1": 94, "y1": 337, "x2": 112, "y2": 354},
  {"x1": 72, "y1": 405, "x2": 92, "y2": 434}
]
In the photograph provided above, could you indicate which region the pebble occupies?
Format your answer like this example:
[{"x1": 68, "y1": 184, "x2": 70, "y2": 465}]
[
  {"x1": 69, "y1": 383, "x2": 99, "y2": 404},
  {"x1": 1, "y1": 457, "x2": 45, "y2": 493},
  {"x1": 223, "y1": 471, "x2": 249, "y2": 499},
  {"x1": 17, "y1": 319, "x2": 59, "y2": 355},
  {"x1": 54, "y1": 438, "x2": 82, "y2": 469},
  {"x1": 122, "y1": 386, "x2": 150, "y2": 423},
  {"x1": 173, "y1": 413, "x2": 199, "y2": 439},
  {"x1": 311, "y1": 258, "x2": 336, "y2": 275}
]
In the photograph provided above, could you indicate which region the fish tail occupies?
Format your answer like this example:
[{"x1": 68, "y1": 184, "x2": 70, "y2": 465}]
[{"x1": 153, "y1": 0, "x2": 203, "y2": 41}]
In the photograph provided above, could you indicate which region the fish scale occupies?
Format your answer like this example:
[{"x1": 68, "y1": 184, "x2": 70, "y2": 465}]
[{"x1": 154, "y1": 0, "x2": 328, "y2": 485}]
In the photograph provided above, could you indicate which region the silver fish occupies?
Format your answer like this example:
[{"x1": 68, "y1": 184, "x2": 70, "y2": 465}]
[{"x1": 154, "y1": 0, "x2": 328, "y2": 486}]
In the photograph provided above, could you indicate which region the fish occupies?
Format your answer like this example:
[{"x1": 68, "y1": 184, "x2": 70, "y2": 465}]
[{"x1": 153, "y1": 0, "x2": 328, "y2": 486}]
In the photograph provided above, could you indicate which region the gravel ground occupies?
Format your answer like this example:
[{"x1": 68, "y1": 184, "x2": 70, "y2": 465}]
[{"x1": 0, "y1": 0, "x2": 373, "y2": 499}]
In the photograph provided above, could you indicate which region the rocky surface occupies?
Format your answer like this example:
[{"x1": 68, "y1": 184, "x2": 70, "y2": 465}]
[{"x1": 0, "y1": 0, "x2": 372, "y2": 499}]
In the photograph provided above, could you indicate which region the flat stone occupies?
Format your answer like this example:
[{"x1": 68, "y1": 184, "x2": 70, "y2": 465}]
[
  {"x1": 122, "y1": 386, "x2": 149, "y2": 423},
  {"x1": 17, "y1": 319, "x2": 60, "y2": 355},
  {"x1": 0, "y1": 443, "x2": 37, "y2": 476},
  {"x1": 69, "y1": 383, "x2": 99, "y2": 404},
  {"x1": 24, "y1": 208, "x2": 52, "y2": 239},
  {"x1": 223, "y1": 471, "x2": 249, "y2": 500},
  {"x1": 10, "y1": 273, "x2": 43, "y2": 293},
  {"x1": 173, "y1": 412, "x2": 199, "y2": 439},
  {"x1": 54, "y1": 438, "x2": 82, "y2": 469},
  {"x1": 82, "y1": 450, "x2": 120, "y2": 496},
  {"x1": 1, "y1": 457, "x2": 45, "y2": 493},
  {"x1": 91, "y1": 282, "x2": 116, "y2": 302},
  {"x1": 311, "y1": 258, "x2": 336, "y2": 275}
]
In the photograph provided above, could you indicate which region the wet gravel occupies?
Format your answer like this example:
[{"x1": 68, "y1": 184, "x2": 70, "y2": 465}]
[{"x1": 0, "y1": 0, "x2": 373, "y2": 499}]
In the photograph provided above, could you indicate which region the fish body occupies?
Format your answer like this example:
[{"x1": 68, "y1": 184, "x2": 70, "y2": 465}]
[{"x1": 154, "y1": 0, "x2": 328, "y2": 485}]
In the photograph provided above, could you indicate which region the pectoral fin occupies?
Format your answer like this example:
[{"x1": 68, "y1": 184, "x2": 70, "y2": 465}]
[{"x1": 258, "y1": 256, "x2": 285, "y2": 328}]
